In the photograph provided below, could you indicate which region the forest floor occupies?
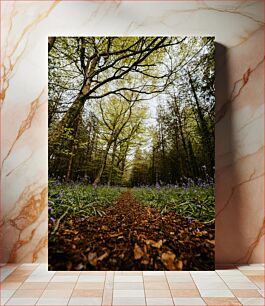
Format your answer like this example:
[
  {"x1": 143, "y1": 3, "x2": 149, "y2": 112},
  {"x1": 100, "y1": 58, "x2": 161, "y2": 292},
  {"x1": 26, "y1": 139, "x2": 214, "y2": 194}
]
[{"x1": 48, "y1": 191, "x2": 214, "y2": 271}]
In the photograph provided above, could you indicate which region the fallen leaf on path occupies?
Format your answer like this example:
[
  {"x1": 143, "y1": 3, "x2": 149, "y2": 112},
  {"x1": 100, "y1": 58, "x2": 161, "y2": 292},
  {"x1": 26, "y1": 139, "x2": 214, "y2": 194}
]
[
  {"x1": 134, "y1": 243, "x2": 144, "y2": 260},
  {"x1": 145, "y1": 239, "x2": 163, "y2": 248}
]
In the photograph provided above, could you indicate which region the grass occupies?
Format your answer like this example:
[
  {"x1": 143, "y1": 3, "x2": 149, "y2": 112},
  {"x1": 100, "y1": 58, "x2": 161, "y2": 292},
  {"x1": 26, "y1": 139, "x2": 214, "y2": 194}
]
[
  {"x1": 48, "y1": 180, "x2": 214, "y2": 231},
  {"x1": 48, "y1": 180, "x2": 123, "y2": 222},
  {"x1": 131, "y1": 185, "x2": 214, "y2": 223}
]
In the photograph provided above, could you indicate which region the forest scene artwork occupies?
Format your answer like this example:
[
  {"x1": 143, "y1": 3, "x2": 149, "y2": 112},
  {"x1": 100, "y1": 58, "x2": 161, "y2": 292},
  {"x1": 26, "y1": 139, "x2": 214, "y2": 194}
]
[{"x1": 48, "y1": 36, "x2": 215, "y2": 271}]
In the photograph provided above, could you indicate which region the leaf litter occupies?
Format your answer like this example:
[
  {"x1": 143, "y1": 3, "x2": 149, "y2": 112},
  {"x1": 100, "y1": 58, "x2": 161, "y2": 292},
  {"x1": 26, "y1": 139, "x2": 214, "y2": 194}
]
[{"x1": 48, "y1": 191, "x2": 214, "y2": 270}]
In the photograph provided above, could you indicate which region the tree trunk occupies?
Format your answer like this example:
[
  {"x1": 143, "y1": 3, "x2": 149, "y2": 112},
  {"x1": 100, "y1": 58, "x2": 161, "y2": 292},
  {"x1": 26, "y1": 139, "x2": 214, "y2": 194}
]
[
  {"x1": 66, "y1": 116, "x2": 80, "y2": 181},
  {"x1": 107, "y1": 141, "x2": 117, "y2": 186},
  {"x1": 93, "y1": 141, "x2": 112, "y2": 185}
]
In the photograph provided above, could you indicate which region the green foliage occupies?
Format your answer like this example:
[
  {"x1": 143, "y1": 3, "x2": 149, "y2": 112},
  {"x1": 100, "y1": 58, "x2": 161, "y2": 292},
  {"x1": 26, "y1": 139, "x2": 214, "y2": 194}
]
[
  {"x1": 131, "y1": 186, "x2": 214, "y2": 223},
  {"x1": 48, "y1": 180, "x2": 122, "y2": 219}
]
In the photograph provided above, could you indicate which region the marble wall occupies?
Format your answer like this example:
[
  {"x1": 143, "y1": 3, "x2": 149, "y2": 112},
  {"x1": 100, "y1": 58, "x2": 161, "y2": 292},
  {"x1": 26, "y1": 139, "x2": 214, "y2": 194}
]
[{"x1": 0, "y1": 1, "x2": 264, "y2": 264}]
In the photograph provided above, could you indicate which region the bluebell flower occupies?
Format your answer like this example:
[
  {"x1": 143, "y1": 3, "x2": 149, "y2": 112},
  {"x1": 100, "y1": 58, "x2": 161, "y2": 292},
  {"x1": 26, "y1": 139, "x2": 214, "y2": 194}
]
[
  {"x1": 155, "y1": 182, "x2": 161, "y2": 191},
  {"x1": 50, "y1": 217, "x2": 56, "y2": 223},
  {"x1": 187, "y1": 217, "x2": 192, "y2": 224},
  {"x1": 48, "y1": 207, "x2": 53, "y2": 214},
  {"x1": 48, "y1": 200, "x2": 54, "y2": 206}
]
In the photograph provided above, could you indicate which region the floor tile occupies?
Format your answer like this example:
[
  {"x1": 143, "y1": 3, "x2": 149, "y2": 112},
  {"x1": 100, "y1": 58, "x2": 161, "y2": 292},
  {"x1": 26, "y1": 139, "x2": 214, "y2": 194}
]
[
  {"x1": 71, "y1": 289, "x2": 103, "y2": 297},
  {"x1": 165, "y1": 271, "x2": 190, "y2": 276},
  {"x1": 45, "y1": 282, "x2": 76, "y2": 290},
  {"x1": 216, "y1": 269, "x2": 245, "y2": 276},
  {"x1": 78, "y1": 275, "x2": 105, "y2": 282},
  {"x1": 232, "y1": 289, "x2": 262, "y2": 298},
  {"x1": 12, "y1": 289, "x2": 44, "y2": 298},
  {"x1": 115, "y1": 271, "x2": 143, "y2": 276},
  {"x1": 195, "y1": 281, "x2": 228, "y2": 290},
  {"x1": 203, "y1": 297, "x2": 242, "y2": 305},
  {"x1": 238, "y1": 297, "x2": 265, "y2": 305},
  {"x1": 169, "y1": 282, "x2": 197, "y2": 289},
  {"x1": 6, "y1": 297, "x2": 38, "y2": 305},
  {"x1": 258, "y1": 290, "x2": 265, "y2": 297},
  {"x1": 113, "y1": 290, "x2": 145, "y2": 297},
  {"x1": 144, "y1": 282, "x2": 169, "y2": 290},
  {"x1": 40, "y1": 289, "x2": 72, "y2": 298},
  {"x1": 255, "y1": 282, "x2": 264, "y2": 290},
  {"x1": 25, "y1": 276, "x2": 54, "y2": 283},
  {"x1": 114, "y1": 276, "x2": 143, "y2": 283},
  {"x1": 1, "y1": 297, "x2": 10, "y2": 305},
  {"x1": 81, "y1": 271, "x2": 106, "y2": 275},
  {"x1": 199, "y1": 289, "x2": 234, "y2": 297},
  {"x1": 36, "y1": 298, "x2": 69, "y2": 305},
  {"x1": 167, "y1": 276, "x2": 193, "y2": 283},
  {"x1": 0, "y1": 289, "x2": 15, "y2": 298},
  {"x1": 74, "y1": 282, "x2": 104, "y2": 290},
  {"x1": 114, "y1": 282, "x2": 144, "y2": 290},
  {"x1": 237, "y1": 264, "x2": 264, "y2": 270},
  {"x1": 102, "y1": 288, "x2": 112, "y2": 306},
  {"x1": 246, "y1": 275, "x2": 264, "y2": 282},
  {"x1": 220, "y1": 275, "x2": 251, "y2": 282},
  {"x1": 173, "y1": 297, "x2": 206, "y2": 305},
  {"x1": 241, "y1": 270, "x2": 264, "y2": 276},
  {"x1": 225, "y1": 282, "x2": 258, "y2": 289},
  {"x1": 68, "y1": 297, "x2": 102, "y2": 305},
  {"x1": 19, "y1": 282, "x2": 48, "y2": 290},
  {"x1": 54, "y1": 271, "x2": 80, "y2": 276},
  {"x1": 145, "y1": 290, "x2": 172, "y2": 298},
  {"x1": 0, "y1": 282, "x2": 22, "y2": 290},
  {"x1": 50, "y1": 275, "x2": 78, "y2": 282},
  {"x1": 170, "y1": 289, "x2": 200, "y2": 297},
  {"x1": 144, "y1": 271, "x2": 165, "y2": 276},
  {"x1": 4, "y1": 275, "x2": 28, "y2": 283},
  {"x1": 112, "y1": 296, "x2": 146, "y2": 305},
  {"x1": 144, "y1": 276, "x2": 167, "y2": 283},
  {"x1": 146, "y1": 297, "x2": 174, "y2": 305}
]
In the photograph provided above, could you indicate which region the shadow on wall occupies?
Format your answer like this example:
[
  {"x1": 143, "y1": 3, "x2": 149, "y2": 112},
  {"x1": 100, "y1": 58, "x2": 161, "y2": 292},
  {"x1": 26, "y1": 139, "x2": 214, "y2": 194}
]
[{"x1": 215, "y1": 43, "x2": 237, "y2": 265}]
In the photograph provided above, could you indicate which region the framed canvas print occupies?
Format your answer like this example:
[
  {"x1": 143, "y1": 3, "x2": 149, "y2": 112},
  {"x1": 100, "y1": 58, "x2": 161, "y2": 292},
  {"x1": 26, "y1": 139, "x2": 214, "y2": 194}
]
[{"x1": 48, "y1": 36, "x2": 215, "y2": 271}]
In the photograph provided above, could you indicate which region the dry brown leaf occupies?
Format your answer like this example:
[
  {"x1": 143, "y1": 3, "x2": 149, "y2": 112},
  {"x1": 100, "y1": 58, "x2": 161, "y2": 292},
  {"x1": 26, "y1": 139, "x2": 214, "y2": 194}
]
[
  {"x1": 98, "y1": 252, "x2": 109, "y2": 261},
  {"x1": 87, "y1": 252, "x2": 97, "y2": 266},
  {"x1": 134, "y1": 243, "x2": 144, "y2": 260},
  {"x1": 109, "y1": 232, "x2": 123, "y2": 238},
  {"x1": 161, "y1": 251, "x2": 176, "y2": 270},
  {"x1": 205, "y1": 239, "x2": 215, "y2": 245},
  {"x1": 145, "y1": 239, "x2": 163, "y2": 248}
]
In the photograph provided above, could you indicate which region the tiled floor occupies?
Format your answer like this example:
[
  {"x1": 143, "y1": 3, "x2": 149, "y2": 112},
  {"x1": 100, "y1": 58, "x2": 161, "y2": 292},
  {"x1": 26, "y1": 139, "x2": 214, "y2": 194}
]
[{"x1": 0, "y1": 264, "x2": 264, "y2": 305}]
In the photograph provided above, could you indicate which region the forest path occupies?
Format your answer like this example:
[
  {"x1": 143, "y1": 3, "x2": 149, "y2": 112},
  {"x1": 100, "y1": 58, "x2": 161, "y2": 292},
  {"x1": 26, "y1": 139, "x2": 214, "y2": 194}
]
[{"x1": 48, "y1": 191, "x2": 214, "y2": 271}]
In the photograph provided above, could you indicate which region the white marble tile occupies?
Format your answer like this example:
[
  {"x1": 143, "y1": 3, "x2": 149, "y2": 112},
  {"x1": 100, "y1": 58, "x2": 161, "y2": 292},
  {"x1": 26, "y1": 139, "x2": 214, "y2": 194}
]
[
  {"x1": 37, "y1": 298, "x2": 69, "y2": 306},
  {"x1": 199, "y1": 289, "x2": 234, "y2": 297},
  {"x1": 113, "y1": 290, "x2": 145, "y2": 297},
  {"x1": 114, "y1": 276, "x2": 143, "y2": 283},
  {"x1": 238, "y1": 297, "x2": 265, "y2": 305},
  {"x1": 146, "y1": 297, "x2": 174, "y2": 305},
  {"x1": 6, "y1": 298, "x2": 38, "y2": 305},
  {"x1": 173, "y1": 297, "x2": 206, "y2": 305},
  {"x1": 68, "y1": 297, "x2": 102, "y2": 305},
  {"x1": 78, "y1": 275, "x2": 105, "y2": 283},
  {"x1": 112, "y1": 297, "x2": 146, "y2": 305}
]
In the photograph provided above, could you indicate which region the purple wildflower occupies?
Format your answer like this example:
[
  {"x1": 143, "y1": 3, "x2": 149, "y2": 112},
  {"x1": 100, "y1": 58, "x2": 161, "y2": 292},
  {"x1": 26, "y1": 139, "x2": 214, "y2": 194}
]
[
  {"x1": 50, "y1": 217, "x2": 56, "y2": 223},
  {"x1": 92, "y1": 183, "x2": 97, "y2": 189},
  {"x1": 48, "y1": 207, "x2": 53, "y2": 214},
  {"x1": 155, "y1": 182, "x2": 161, "y2": 191},
  {"x1": 48, "y1": 200, "x2": 54, "y2": 206},
  {"x1": 187, "y1": 217, "x2": 192, "y2": 224}
]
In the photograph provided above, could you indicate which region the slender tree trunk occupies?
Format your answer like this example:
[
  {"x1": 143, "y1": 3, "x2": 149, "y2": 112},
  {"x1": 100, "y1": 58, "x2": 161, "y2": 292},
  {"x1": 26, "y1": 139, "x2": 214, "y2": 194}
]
[
  {"x1": 66, "y1": 116, "x2": 80, "y2": 181},
  {"x1": 93, "y1": 141, "x2": 112, "y2": 185},
  {"x1": 188, "y1": 70, "x2": 214, "y2": 171},
  {"x1": 107, "y1": 141, "x2": 117, "y2": 186}
]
